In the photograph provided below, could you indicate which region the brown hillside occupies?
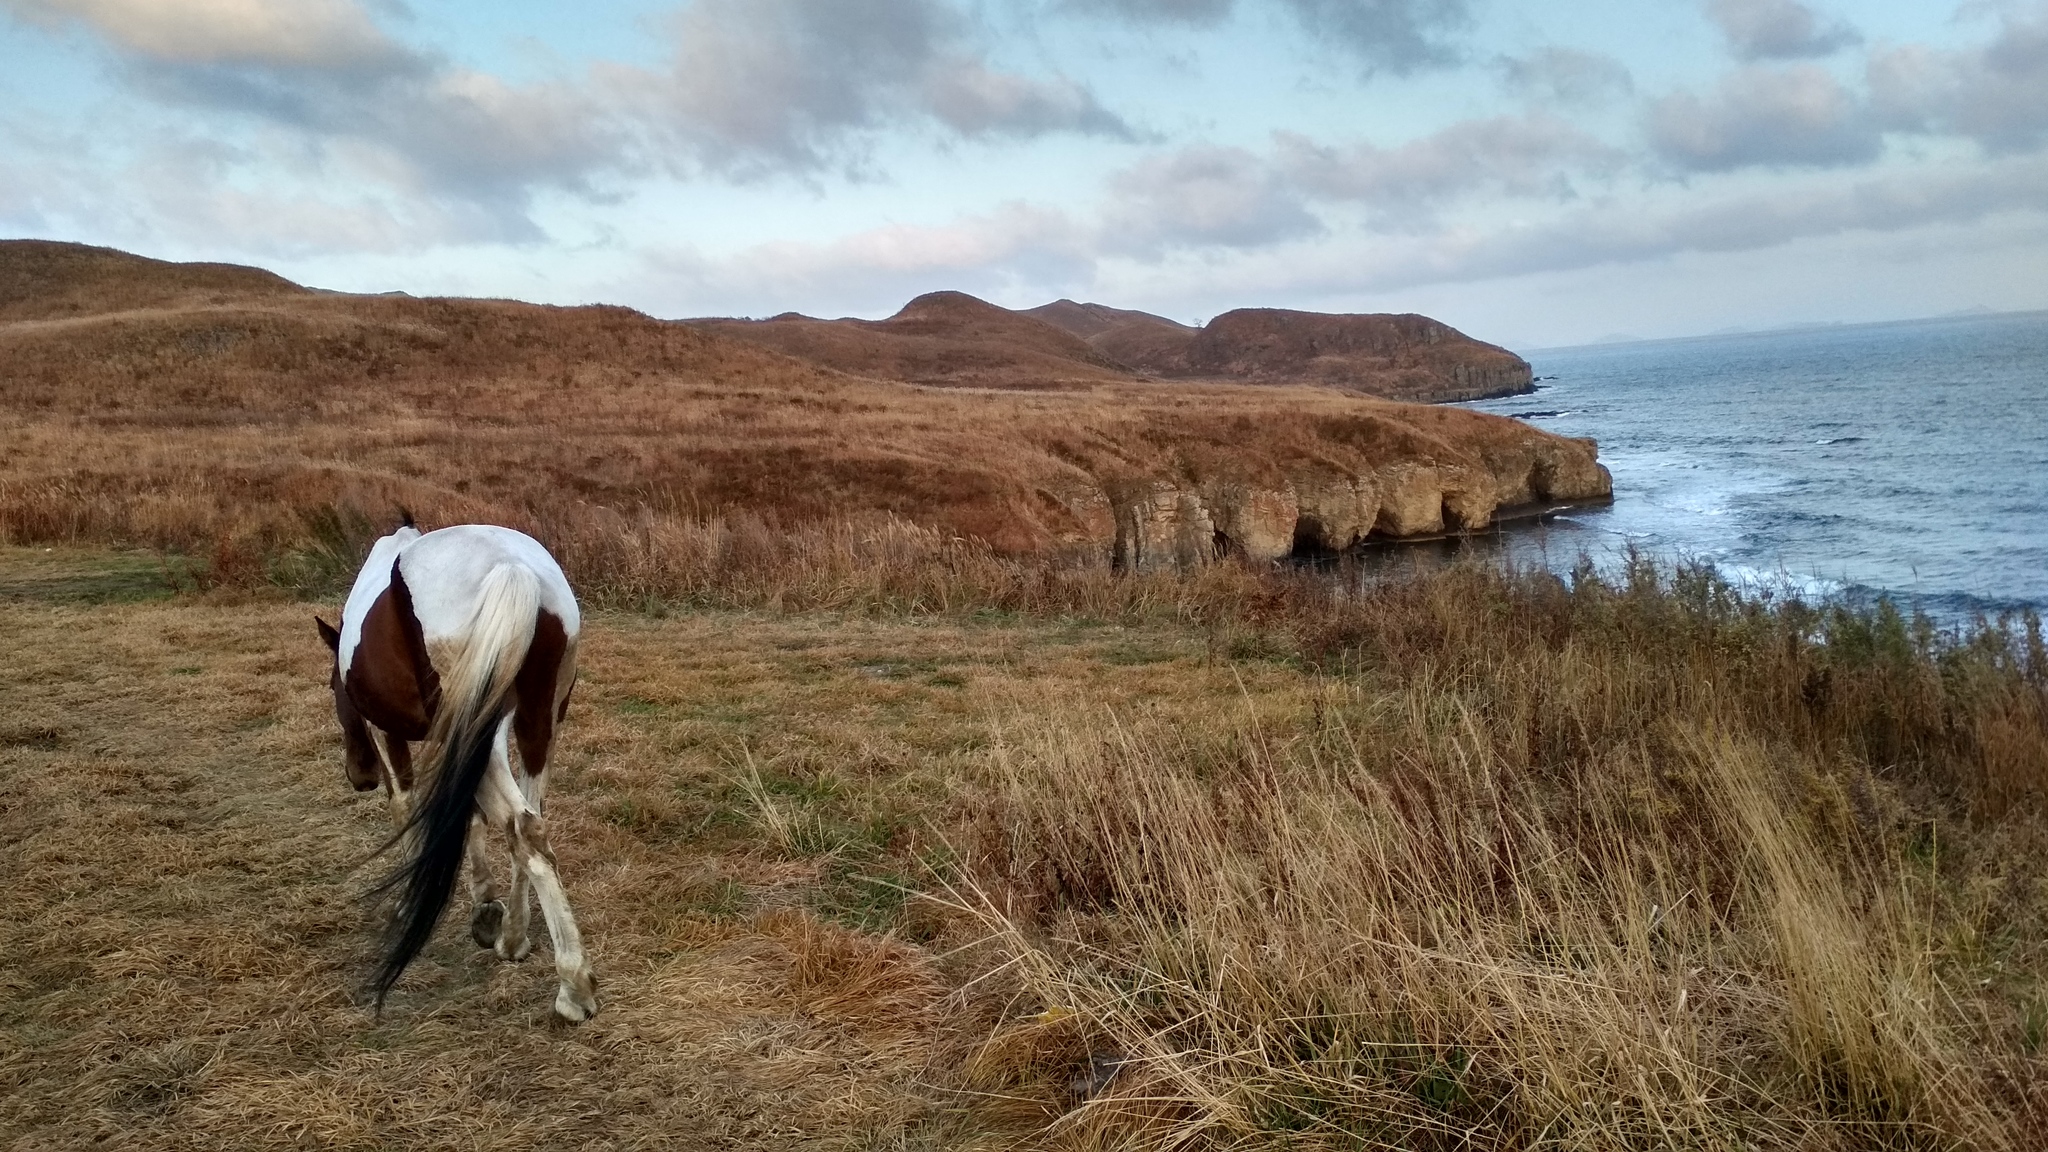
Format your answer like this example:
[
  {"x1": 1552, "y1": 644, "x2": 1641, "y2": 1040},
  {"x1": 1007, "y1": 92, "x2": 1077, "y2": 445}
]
[
  {"x1": 1023, "y1": 298, "x2": 1201, "y2": 372},
  {"x1": 0, "y1": 241, "x2": 1607, "y2": 572},
  {"x1": 0, "y1": 238, "x2": 306, "y2": 322},
  {"x1": 1180, "y1": 308, "x2": 1534, "y2": 401},
  {"x1": 701, "y1": 291, "x2": 1531, "y2": 403},
  {"x1": 689, "y1": 290, "x2": 1132, "y2": 389}
]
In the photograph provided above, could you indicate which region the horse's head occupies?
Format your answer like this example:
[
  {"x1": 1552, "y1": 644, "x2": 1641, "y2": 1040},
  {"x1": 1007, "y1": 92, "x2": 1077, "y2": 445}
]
[{"x1": 315, "y1": 616, "x2": 382, "y2": 792}]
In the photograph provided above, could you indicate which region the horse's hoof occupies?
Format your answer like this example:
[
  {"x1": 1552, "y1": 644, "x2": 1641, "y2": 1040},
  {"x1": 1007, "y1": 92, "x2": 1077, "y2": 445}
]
[
  {"x1": 495, "y1": 936, "x2": 532, "y2": 962},
  {"x1": 553, "y1": 981, "x2": 598, "y2": 1023},
  {"x1": 469, "y1": 901, "x2": 505, "y2": 950}
]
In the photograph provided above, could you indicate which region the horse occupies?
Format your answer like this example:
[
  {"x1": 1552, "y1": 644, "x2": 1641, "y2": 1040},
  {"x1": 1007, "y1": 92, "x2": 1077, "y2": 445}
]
[{"x1": 313, "y1": 517, "x2": 598, "y2": 1022}]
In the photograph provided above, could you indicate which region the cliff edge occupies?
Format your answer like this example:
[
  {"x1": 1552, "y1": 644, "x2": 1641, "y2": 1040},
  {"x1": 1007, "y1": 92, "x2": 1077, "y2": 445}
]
[{"x1": 0, "y1": 240, "x2": 1605, "y2": 570}]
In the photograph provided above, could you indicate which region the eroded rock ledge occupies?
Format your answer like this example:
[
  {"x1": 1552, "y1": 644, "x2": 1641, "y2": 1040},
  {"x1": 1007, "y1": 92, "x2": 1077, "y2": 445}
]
[{"x1": 1048, "y1": 435, "x2": 1611, "y2": 571}]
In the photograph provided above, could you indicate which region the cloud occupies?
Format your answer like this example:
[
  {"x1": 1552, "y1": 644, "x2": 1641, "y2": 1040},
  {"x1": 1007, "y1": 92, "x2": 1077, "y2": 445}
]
[
  {"x1": 1494, "y1": 47, "x2": 1634, "y2": 107},
  {"x1": 1103, "y1": 145, "x2": 1323, "y2": 254},
  {"x1": 4, "y1": 0, "x2": 1133, "y2": 239},
  {"x1": 624, "y1": 0, "x2": 1131, "y2": 175},
  {"x1": 1383, "y1": 153, "x2": 2048, "y2": 288},
  {"x1": 1703, "y1": 0, "x2": 1859, "y2": 61},
  {"x1": 2, "y1": 0, "x2": 404, "y2": 69},
  {"x1": 1648, "y1": 64, "x2": 1880, "y2": 171},
  {"x1": 1278, "y1": 0, "x2": 1470, "y2": 75},
  {"x1": 639, "y1": 200, "x2": 1094, "y2": 315},
  {"x1": 1869, "y1": 11, "x2": 2048, "y2": 153},
  {"x1": 1077, "y1": 0, "x2": 1469, "y2": 74},
  {"x1": 923, "y1": 58, "x2": 1134, "y2": 139},
  {"x1": 1080, "y1": 0, "x2": 1233, "y2": 23},
  {"x1": 1275, "y1": 113, "x2": 1621, "y2": 219},
  {"x1": 4, "y1": 0, "x2": 618, "y2": 235}
]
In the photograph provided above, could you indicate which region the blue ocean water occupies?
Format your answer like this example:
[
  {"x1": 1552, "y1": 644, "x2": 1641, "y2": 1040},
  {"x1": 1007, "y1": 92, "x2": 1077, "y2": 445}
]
[{"x1": 1444, "y1": 311, "x2": 2048, "y2": 620}]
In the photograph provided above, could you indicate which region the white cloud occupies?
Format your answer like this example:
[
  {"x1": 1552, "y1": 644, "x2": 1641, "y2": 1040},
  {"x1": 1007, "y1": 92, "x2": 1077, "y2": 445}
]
[
  {"x1": 2, "y1": 0, "x2": 403, "y2": 69},
  {"x1": 1648, "y1": 64, "x2": 1879, "y2": 171}
]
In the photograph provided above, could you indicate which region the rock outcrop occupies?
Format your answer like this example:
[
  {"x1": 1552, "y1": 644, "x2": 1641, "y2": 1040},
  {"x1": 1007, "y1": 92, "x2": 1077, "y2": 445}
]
[{"x1": 1061, "y1": 430, "x2": 1610, "y2": 571}]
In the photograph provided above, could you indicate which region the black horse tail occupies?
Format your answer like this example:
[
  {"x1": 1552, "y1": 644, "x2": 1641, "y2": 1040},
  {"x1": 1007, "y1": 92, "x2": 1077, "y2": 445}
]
[{"x1": 370, "y1": 563, "x2": 539, "y2": 1009}]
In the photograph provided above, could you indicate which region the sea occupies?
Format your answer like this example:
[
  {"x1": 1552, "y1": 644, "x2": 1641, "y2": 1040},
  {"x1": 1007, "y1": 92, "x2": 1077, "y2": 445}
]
[{"x1": 1405, "y1": 310, "x2": 2048, "y2": 624}]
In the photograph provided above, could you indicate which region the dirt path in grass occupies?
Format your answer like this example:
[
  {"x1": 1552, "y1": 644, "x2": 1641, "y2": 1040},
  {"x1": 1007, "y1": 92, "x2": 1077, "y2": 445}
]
[{"x1": 0, "y1": 548, "x2": 1290, "y2": 1151}]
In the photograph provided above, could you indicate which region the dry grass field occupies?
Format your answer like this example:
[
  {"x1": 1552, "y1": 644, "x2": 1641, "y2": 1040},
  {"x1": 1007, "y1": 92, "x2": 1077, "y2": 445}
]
[
  {"x1": 7, "y1": 239, "x2": 2047, "y2": 1149},
  {"x1": 6, "y1": 542, "x2": 2048, "y2": 1150}
]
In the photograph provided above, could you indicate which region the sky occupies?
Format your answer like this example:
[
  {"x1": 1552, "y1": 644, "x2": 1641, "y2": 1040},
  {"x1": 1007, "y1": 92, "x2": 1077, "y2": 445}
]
[{"x1": 2, "y1": 0, "x2": 2045, "y2": 347}]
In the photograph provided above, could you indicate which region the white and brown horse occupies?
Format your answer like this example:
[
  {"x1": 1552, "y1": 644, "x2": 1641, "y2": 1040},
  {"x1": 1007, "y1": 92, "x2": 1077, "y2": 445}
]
[{"x1": 314, "y1": 519, "x2": 597, "y2": 1022}]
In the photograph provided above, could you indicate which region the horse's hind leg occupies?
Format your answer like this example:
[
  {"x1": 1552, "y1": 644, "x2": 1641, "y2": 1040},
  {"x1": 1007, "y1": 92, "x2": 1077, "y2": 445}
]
[
  {"x1": 495, "y1": 810, "x2": 533, "y2": 962},
  {"x1": 514, "y1": 809, "x2": 595, "y2": 1021},
  {"x1": 478, "y1": 724, "x2": 594, "y2": 1021},
  {"x1": 466, "y1": 814, "x2": 506, "y2": 950}
]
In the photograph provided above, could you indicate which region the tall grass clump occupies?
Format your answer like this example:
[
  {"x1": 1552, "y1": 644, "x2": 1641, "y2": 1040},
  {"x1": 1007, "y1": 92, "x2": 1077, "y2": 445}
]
[{"x1": 943, "y1": 560, "x2": 2048, "y2": 1150}]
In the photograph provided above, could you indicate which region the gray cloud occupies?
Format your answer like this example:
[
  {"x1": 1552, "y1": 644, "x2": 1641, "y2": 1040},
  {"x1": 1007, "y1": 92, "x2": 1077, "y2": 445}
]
[
  {"x1": 1495, "y1": 47, "x2": 1634, "y2": 107},
  {"x1": 5, "y1": 0, "x2": 621, "y2": 237},
  {"x1": 1103, "y1": 145, "x2": 1323, "y2": 254},
  {"x1": 123, "y1": 63, "x2": 620, "y2": 240},
  {"x1": 1869, "y1": 11, "x2": 2048, "y2": 154},
  {"x1": 1076, "y1": 0, "x2": 1469, "y2": 74},
  {"x1": 1279, "y1": 0, "x2": 1470, "y2": 75},
  {"x1": 1648, "y1": 64, "x2": 1880, "y2": 171},
  {"x1": 1080, "y1": 0, "x2": 1233, "y2": 23},
  {"x1": 627, "y1": 0, "x2": 1131, "y2": 175},
  {"x1": 1704, "y1": 0, "x2": 1859, "y2": 61},
  {"x1": 4, "y1": 0, "x2": 1137, "y2": 238},
  {"x1": 1370, "y1": 154, "x2": 2048, "y2": 290},
  {"x1": 923, "y1": 58, "x2": 1134, "y2": 139},
  {"x1": 1275, "y1": 113, "x2": 1621, "y2": 219}
]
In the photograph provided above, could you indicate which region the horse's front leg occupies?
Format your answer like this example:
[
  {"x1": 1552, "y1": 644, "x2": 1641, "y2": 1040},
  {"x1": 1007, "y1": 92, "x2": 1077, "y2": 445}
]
[{"x1": 370, "y1": 729, "x2": 414, "y2": 829}]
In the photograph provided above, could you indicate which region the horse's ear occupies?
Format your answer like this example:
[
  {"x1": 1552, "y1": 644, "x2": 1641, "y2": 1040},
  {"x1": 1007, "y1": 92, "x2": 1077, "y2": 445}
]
[
  {"x1": 397, "y1": 507, "x2": 417, "y2": 531},
  {"x1": 314, "y1": 616, "x2": 341, "y2": 653}
]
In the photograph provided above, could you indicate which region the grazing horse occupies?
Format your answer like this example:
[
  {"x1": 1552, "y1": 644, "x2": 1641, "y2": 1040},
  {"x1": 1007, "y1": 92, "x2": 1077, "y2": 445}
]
[{"x1": 313, "y1": 519, "x2": 598, "y2": 1022}]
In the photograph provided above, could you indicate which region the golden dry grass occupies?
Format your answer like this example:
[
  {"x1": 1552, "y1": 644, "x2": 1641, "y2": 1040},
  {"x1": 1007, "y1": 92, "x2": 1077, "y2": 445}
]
[{"x1": 5, "y1": 545, "x2": 2047, "y2": 1150}]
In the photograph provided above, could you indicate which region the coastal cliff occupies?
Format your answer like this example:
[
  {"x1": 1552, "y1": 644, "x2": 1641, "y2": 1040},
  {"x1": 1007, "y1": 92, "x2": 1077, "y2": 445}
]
[{"x1": 0, "y1": 240, "x2": 1605, "y2": 570}]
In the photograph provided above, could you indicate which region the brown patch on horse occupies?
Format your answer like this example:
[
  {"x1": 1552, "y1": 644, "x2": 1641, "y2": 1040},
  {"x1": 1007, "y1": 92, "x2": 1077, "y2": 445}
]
[
  {"x1": 512, "y1": 610, "x2": 570, "y2": 779},
  {"x1": 345, "y1": 560, "x2": 441, "y2": 741}
]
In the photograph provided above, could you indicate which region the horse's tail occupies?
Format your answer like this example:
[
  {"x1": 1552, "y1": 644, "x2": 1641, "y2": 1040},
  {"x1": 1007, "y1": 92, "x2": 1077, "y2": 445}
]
[{"x1": 372, "y1": 562, "x2": 540, "y2": 1008}]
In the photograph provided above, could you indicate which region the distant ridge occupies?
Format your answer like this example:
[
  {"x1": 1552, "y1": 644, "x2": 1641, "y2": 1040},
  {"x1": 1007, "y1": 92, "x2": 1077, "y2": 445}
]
[
  {"x1": 0, "y1": 239, "x2": 305, "y2": 322},
  {"x1": 696, "y1": 291, "x2": 1533, "y2": 402}
]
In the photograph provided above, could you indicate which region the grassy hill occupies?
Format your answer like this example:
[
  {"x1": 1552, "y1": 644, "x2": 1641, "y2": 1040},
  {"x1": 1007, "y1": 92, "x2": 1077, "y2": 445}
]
[{"x1": 0, "y1": 240, "x2": 1605, "y2": 581}]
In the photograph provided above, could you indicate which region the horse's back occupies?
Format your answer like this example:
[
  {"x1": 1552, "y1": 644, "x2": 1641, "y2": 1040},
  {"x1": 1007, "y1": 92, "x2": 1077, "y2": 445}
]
[
  {"x1": 396, "y1": 526, "x2": 580, "y2": 645},
  {"x1": 337, "y1": 525, "x2": 578, "y2": 678}
]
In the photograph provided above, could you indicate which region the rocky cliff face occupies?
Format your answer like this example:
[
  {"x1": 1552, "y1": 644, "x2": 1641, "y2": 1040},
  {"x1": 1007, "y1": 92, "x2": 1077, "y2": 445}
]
[{"x1": 1059, "y1": 433, "x2": 1610, "y2": 571}]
